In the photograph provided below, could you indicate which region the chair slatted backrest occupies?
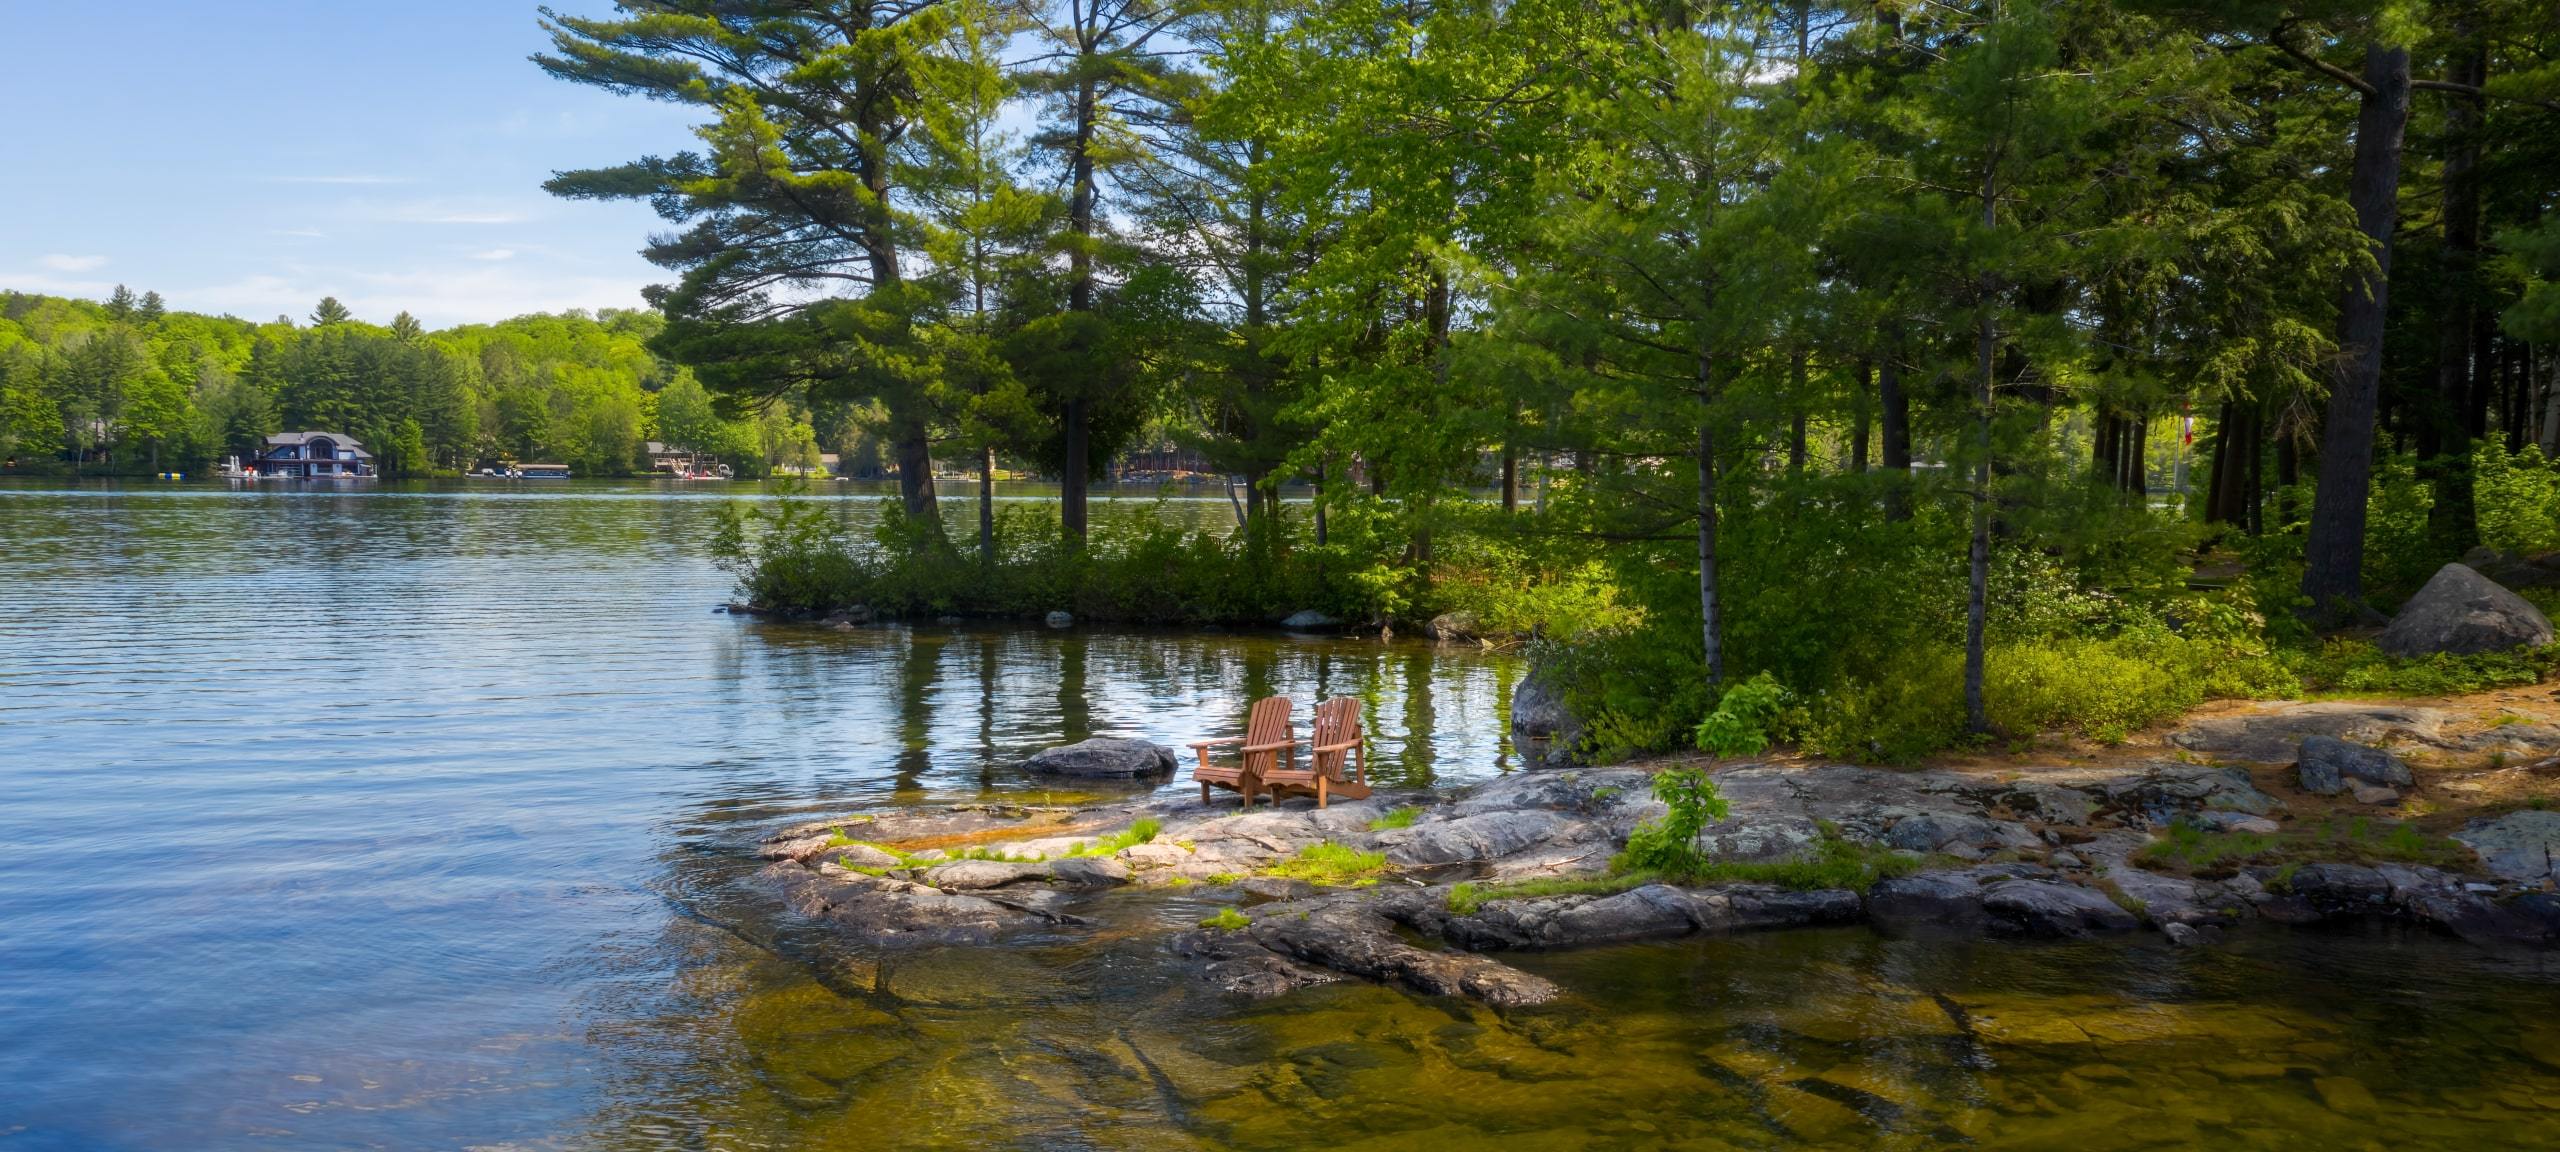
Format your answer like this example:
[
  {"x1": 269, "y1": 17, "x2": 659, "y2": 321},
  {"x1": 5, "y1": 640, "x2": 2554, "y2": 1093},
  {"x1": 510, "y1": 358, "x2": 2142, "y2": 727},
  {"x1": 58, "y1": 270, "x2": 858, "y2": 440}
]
[
  {"x1": 1242, "y1": 695, "x2": 1294, "y2": 773},
  {"x1": 1311, "y1": 697, "x2": 1361, "y2": 779}
]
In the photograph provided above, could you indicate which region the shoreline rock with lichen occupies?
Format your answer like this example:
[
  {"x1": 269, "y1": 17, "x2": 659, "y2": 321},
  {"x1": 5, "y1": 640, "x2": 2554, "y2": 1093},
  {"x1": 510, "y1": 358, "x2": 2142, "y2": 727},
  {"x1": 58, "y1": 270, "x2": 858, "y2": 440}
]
[{"x1": 753, "y1": 701, "x2": 2560, "y2": 1006}]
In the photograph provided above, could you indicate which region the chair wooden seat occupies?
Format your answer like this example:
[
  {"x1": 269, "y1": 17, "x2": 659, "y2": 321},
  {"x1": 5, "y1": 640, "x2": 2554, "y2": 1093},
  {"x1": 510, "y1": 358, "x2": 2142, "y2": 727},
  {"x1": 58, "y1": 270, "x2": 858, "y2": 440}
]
[
  {"x1": 1263, "y1": 696, "x2": 1372, "y2": 808},
  {"x1": 1189, "y1": 695, "x2": 1295, "y2": 808}
]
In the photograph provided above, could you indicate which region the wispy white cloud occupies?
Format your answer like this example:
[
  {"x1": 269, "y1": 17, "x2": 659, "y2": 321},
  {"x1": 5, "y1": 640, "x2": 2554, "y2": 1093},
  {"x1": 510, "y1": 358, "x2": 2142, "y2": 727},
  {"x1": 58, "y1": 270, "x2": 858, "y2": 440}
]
[
  {"x1": 270, "y1": 175, "x2": 410, "y2": 185},
  {"x1": 39, "y1": 254, "x2": 108, "y2": 272},
  {"x1": 470, "y1": 248, "x2": 517, "y2": 261},
  {"x1": 180, "y1": 265, "x2": 650, "y2": 328}
]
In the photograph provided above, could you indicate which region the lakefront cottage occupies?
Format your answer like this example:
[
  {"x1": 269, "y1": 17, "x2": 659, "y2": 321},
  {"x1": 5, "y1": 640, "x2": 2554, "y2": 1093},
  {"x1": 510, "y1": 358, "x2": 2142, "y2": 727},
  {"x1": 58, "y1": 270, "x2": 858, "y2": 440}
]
[{"x1": 255, "y1": 432, "x2": 376, "y2": 479}]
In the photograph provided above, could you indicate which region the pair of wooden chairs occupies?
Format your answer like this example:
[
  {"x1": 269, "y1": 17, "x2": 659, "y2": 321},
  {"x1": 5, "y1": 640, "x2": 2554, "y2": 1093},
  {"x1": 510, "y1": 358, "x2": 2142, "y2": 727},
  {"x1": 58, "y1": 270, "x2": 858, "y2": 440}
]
[{"x1": 1189, "y1": 696, "x2": 1372, "y2": 808}]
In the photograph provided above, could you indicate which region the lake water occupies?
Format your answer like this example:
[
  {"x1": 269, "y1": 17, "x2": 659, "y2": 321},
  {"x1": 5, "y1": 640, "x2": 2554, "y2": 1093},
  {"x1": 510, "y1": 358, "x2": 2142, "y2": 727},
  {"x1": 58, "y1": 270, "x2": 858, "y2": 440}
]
[{"x1": 5, "y1": 479, "x2": 2560, "y2": 1151}]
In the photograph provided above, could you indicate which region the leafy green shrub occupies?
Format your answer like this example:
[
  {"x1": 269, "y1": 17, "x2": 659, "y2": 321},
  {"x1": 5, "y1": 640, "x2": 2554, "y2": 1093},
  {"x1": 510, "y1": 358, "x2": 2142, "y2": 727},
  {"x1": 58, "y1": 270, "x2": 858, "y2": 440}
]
[
  {"x1": 1615, "y1": 767, "x2": 1730, "y2": 874},
  {"x1": 1798, "y1": 646, "x2": 1970, "y2": 764},
  {"x1": 1694, "y1": 673, "x2": 1789, "y2": 757},
  {"x1": 2288, "y1": 638, "x2": 2556, "y2": 696},
  {"x1": 1983, "y1": 637, "x2": 2194, "y2": 743}
]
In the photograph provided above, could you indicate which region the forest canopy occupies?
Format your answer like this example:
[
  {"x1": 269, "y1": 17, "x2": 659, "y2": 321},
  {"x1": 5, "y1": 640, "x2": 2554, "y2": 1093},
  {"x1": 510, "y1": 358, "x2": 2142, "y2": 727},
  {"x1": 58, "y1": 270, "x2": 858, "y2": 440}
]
[{"x1": 0, "y1": 290, "x2": 821, "y2": 479}]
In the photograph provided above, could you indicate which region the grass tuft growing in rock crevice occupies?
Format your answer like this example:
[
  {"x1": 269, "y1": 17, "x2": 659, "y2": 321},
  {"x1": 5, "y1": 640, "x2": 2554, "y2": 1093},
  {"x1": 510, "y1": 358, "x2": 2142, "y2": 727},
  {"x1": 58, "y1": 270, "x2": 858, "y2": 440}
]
[
  {"x1": 1261, "y1": 842, "x2": 1394, "y2": 887},
  {"x1": 1198, "y1": 906, "x2": 1251, "y2": 931},
  {"x1": 1447, "y1": 874, "x2": 1655, "y2": 915},
  {"x1": 1367, "y1": 806, "x2": 1424, "y2": 831},
  {"x1": 2134, "y1": 816, "x2": 2473, "y2": 878}
]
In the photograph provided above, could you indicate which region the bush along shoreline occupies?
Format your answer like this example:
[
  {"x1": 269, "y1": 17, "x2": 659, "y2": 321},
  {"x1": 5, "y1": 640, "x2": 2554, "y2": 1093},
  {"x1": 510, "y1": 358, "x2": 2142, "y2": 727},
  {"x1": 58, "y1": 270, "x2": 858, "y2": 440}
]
[{"x1": 720, "y1": 490, "x2": 2560, "y2": 770}]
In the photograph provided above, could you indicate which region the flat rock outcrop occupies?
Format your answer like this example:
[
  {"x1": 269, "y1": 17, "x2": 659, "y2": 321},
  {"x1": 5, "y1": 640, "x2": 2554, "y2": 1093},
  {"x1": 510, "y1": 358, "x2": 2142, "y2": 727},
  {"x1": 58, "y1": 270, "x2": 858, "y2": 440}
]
[
  {"x1": 2170, "y1": 702, "x2": 2450, "y2": 763},
  {"x1": 2454, "y1": 811, "x2": 2560, "y2": 883},
  {"x1": 747, "y1": 745, "x2": 2554, "y2": 1007}
]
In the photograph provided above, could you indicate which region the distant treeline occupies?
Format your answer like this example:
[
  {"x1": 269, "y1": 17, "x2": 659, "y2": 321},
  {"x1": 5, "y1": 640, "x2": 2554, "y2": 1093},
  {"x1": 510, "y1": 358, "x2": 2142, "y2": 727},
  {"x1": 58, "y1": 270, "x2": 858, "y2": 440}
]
[{"x1": 0, "y1": 289, "x2": 832, "y2": 477}]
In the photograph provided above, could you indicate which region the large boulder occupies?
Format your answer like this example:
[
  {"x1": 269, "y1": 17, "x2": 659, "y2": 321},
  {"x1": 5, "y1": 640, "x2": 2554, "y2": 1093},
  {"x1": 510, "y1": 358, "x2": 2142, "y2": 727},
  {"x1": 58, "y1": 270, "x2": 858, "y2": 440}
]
[
  {"x1": 1279, "y1": 609, "x2": 1339, "y2": 630},
  {"x1": 2377, "y1": 563, "x2": 2555, "y2": 657},
  {"x1": 1427, "y1": 612, "x2": 1481, "y2": 644},
  {"x1": 1509, "y1": 665, "x2": 1584, "y2": 769},
  {"x1": 2453, "y1": 811, "x2": 2560, "y2": 883},
  {"x1": 1022, "y1": 737, "x2": 1178, "y2": 779},
  {"x1": 2295, "y1": 735, "x2": 2412, "y2": 796}
]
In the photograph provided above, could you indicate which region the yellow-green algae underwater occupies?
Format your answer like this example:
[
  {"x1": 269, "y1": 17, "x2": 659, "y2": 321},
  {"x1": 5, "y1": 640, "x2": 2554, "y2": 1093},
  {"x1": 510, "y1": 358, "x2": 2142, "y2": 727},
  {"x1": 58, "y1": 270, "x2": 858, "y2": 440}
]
[{"x1": 588, "y1": 887, "x2": 2560, "y2": 1151}]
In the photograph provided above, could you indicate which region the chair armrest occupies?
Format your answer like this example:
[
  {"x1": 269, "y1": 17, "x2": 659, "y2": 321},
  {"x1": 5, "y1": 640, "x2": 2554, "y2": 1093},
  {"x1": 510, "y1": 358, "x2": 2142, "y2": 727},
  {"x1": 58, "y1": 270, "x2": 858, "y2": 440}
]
[
  {"x1": 1242, "y1": 738, "x2": 1303, "y2": 753},
  {"x1": 1187, "y1": 738, "x2": 1244, "y2": 749},
  {"x1": 1311, "y1": 739, "x2": 1363, "y2": 753}
]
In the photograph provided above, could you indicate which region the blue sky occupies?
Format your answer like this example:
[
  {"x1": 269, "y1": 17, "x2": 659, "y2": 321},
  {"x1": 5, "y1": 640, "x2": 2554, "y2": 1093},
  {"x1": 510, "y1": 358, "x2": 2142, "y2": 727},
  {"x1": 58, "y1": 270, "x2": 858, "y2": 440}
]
[{"x1": 0, "y1": 1, "x2": 704, "y2": 327}]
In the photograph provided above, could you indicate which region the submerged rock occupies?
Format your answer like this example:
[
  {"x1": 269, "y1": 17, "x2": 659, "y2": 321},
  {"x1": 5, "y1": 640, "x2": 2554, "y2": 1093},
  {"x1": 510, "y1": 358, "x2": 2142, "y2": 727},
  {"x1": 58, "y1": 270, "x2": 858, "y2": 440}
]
[
  {"x1": 1278, "y1": 609, "x2": 1339, "y2": 630},
  {"x1": 1043, "y1": 610, "x2": 1074, "y2": 629},
  {"x1": 2377, "y1": 563, "x2": 2555, "y2": 657},
  {"x1": 1243, "y1": 901, "x2": 1561, "y2": 1007},
  {"x1": 1022, "y1": 737, "x2": 1178, "y2": 779}
]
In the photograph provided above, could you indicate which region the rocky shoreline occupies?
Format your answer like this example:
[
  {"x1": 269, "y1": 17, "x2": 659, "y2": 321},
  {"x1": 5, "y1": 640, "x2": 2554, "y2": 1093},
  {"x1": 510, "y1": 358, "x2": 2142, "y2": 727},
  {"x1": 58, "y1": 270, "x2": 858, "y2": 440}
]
[{"x1": 754, "y1": 701, "x2": 2560, "y2": 1008}]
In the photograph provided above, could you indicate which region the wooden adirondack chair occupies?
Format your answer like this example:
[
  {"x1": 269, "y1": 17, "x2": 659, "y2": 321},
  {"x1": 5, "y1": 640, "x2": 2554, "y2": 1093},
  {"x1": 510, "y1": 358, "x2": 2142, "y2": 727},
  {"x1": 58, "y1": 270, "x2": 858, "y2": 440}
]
[
  {"x1": 1263, "y1": 696, "x2": 1372, "y2": 808},
  {"x1": 1188, "y1": 695, "x2": 1296, "y2": 807}
]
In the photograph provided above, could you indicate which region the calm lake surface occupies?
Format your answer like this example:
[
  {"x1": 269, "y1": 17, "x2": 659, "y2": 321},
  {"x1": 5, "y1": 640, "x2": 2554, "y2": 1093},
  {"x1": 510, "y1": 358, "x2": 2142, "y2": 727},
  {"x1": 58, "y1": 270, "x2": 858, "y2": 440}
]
[{"x1": 6, "y1": 479, "x2": 2560, "y2": 1150}]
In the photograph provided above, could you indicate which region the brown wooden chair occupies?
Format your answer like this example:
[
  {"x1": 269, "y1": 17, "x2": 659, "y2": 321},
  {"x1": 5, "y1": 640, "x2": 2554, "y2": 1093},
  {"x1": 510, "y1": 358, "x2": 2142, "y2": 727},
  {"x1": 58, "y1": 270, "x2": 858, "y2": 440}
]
[
  {"x1": 1189, "y1": 695, "x2": 1296, "y2": 807},
  {"x1": 1264, "y1": 696, "x2": 1373, "y2": 808}
]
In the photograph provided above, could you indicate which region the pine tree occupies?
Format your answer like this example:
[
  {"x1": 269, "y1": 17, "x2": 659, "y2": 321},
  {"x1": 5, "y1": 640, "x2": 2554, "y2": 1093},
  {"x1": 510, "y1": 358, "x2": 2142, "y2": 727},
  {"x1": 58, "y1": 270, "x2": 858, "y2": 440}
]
[
  {"x1": 310, "y1": 297, "x2": 352, "y2": 327},
  {"x1": 105, "y1": 285, "x2": 136, "y2": 322},
  {"x1": 136, "y1": 291, "x2": 165, "y2": 325}
]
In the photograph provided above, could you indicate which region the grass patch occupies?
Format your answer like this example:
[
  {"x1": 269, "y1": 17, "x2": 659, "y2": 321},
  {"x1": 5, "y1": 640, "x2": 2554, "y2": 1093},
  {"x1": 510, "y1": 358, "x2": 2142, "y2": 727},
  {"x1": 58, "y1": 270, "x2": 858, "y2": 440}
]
[
  {"x1": 1198, "y1": 906, "x2": 1251, "y2": 931},
  {"x1": 1205, "y1": 872, "x2": 1244, "y2": 885},
  {"x1": 2095, "y1": 877, "x2": 2148, "y2": 917},
  {"x1": 1668, "y1": 833, "x2": 1924, "y2": 892},
  {"x1": 2134, "y1": 816, "x2": 2474, "y2": 879},
  {"x1": 1447, "y1": 873, "x2": 1655, "y2": 916},
  {"x1": 1064, "y1": 817, "x2": 1161, "y2": 858},
  {"x1": 1367, "y1": 806, "x2": 1424, "y2": 831},
  {"x1": 1261, "y1": 842, "x2": 1394, "y2": 888}
]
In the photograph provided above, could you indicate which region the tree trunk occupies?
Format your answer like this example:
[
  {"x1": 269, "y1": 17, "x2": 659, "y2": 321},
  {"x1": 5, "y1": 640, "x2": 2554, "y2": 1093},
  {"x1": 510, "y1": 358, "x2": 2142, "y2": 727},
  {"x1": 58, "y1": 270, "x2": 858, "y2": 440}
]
[
  {"x1": 2426, "y1": 27, "x2": 2488, "y2": 554},
  {"x1": 892, "y1": 407, "x2": 938, "y2": 527},
  {"x1": 2126, "y1": 417, "x2": 2147, "y2": 498},
  {"x1": 1501, "y1": 443, "x2": 1518, "y2": 512},
  {"x1": 1880, "y1": 332, "x2": 1912, "y2": 518},
  {"x1": 1061, "y1": 69, "x2": 1099, "y2": 547},
  {"x1": 1314, "y1": 457, "x2": 1329, "y2": 546},
  {"x1": 1850, "y1": 360, "x2": 1872, "y2": 473},
  {"x1": 1697, "y1": 409, "x2": 1723, "y2": 688},
  {"x1": 978, "y1": 444, "x2": 996, "y2": 565},
  {"x1": 1966, "y1": 173, "x2": 1996, "y2": 737},
  {"x1": 2301, "y1": 44, "x2": 2412, "y2": 618}
]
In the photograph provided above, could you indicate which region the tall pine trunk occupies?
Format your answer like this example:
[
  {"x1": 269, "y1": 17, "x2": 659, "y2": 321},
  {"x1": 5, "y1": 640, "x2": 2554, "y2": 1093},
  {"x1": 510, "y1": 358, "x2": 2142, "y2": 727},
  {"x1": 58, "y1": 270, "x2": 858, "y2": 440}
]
[
  {"x1": 1879, "y1": 330, "x2": 1913, "y2": 518},
  {"x1": 2426, "y1": 28, "x2": 2488, "y2": 555},
  {"x1": 1966, "y1": 175, "x2": 1997, "y2": 737},
  {"x1": 2301, "y1": 44, "x2": 2412, "y2": 618},
  {"x1": 1061, "y1": 73, "x2": 1099, "y2": 547}
]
